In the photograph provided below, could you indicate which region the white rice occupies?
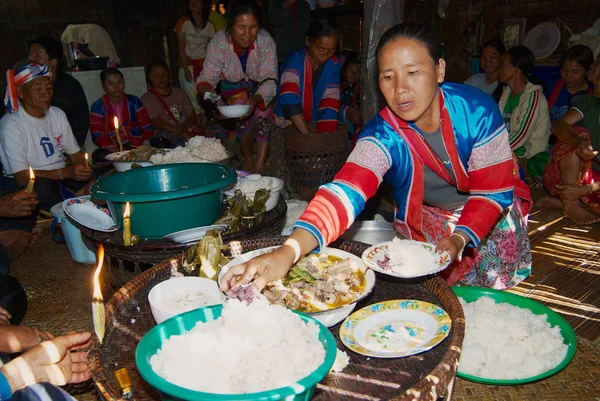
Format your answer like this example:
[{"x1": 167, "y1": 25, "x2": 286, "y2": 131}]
[
  {"x1": 150, "y1": 137, "x2": 229, "y2": 164},
  {"x1": 384, "y1": 238, "x2": 439, "y2": 276},
  {"x1": 159, "y1": 289, "x2": 222, "y2": 315},
  {"x1": 458, "y1": 296, "x2": 568, "y2": 380},
  {"x1": 150, "y1": 299, "x2": 326, "y2": 394},
  {"x1": 233, "y1": 176, "x2": 276, "y2": 194}
]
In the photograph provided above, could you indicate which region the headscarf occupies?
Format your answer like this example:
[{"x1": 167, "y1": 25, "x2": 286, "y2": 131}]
[{"x1": 4, "y1": 63, "x2": 52, "y2": 113}]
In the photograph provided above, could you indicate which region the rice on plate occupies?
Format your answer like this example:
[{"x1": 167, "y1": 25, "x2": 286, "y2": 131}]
[
  {"x1": 150, "y1": 137, "x2": 230, "y2": 164},
  {"x1": 150, "y1": 299, "x2": 326, "y2": 394},
  {"x1": 458, "y1": 296, "x2": 568, "y2": 380}
]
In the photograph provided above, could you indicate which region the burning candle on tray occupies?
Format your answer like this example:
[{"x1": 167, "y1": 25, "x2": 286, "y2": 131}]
[
  {"x1": 113, "y1": 116, "x2": 123, "y2": 152},
  {"x1": 85, "y1": 152, "x2": 90, "y2": 169},
  {"x1": 123, "y1": 202, "x2": 132, "y2": 246},
  {"x1": 92, "y1": 244, "x2": 106, "y2": 344},
  {"x1": 26, "y1": 166, "x2": 35, "y2": 193}
]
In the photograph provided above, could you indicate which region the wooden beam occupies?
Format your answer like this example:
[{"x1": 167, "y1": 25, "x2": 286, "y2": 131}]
[{"x1": 360, "y1": 0, "x2": 405, "y2": 123}]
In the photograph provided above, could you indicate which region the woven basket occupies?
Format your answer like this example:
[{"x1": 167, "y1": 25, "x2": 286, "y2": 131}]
[
  {"x1": 78, "y1": 198, "x2": 287, "y2": 290},
  {"x1": 284, "y1": 123, "x2": 349, "y2": 200},
  {"x1": 88, "y1": 237, "x2": 464, "y2": 401}
]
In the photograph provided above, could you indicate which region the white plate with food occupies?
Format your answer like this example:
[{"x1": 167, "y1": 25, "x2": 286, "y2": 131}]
[
  {"x1": 218, "y1": 246, "x2": 376, "y2": 327},
  {"x1": 62, "y1": 196, "x2": 118, "y2": 232},
  {"x1": 163, "y1": 225, "x2": 229, "y2": 244},
  {"x1": 339, "y1": 299, "x2": 451, "y2": 358},
  {"x1": 217, "y1": 104, "x2": 251, "y2": 118},
  {"x1": 104, "y1": 150, "x2": 155, "y2": 172},
  {"x1": 361, "y1": 238, "x2": 451, "y2": 278}
]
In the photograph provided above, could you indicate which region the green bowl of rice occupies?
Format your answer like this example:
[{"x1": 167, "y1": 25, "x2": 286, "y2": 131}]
[
  {"x1": 453, "y1": 286, "x2": 577, "y2": 385},
  {"x1": 136, "y1": 302, "x2": 337, "y2": 400}
]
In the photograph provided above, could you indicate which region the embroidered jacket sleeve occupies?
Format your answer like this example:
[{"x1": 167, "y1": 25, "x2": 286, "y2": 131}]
[
  {"x1": 278, "y1": 53, "x2": 303, "y2": 118},
  {"x1": 455, "y1": 109, "x2": 514, "y2": 246},
  {"x1": 89, "y1": 99, "x2": 111, "y2": 147},
  {"x1": 316, "y1": 60, "x2": 342, "y2": 133},
  {"x1": 294, "y1": 119, "x2": 393, "y2": 250},
  {"x1": 196, "y1": 34, "x2": 225, "y2": 91},
  {"x1": 506, "y1": 85, "x2": 547, "y2": 151},
  {"x1": 128, "y1": 96, "x2": 154, "y2": 147}
]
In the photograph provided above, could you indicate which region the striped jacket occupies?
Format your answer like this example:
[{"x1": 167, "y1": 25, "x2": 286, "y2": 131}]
[{"x1": 499, "y1": 82, "x2": 551, "y2": 158}]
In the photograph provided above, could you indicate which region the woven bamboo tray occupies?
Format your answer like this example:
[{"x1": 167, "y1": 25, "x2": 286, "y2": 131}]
[
  {"x1": 77, "y1": 198, "x2": 287, "y2": 289},
  {"x1": 88, "y1": 237, "x2": 465, "y2": 401}
]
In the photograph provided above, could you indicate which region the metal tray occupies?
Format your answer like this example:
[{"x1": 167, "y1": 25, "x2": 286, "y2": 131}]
[{"x1": 341, "y1": 221, "x2": 398, "y2": 245}]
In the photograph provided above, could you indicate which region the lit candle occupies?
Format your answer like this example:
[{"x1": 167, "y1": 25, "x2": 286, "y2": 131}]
[
  {"x1": 85, "y1": 152, "x2": 90, "y2": 169},
  {"x1": 92, "y1": 244, "x2": 106, "y2": 344},
  {"x1": 113, "y1": 116, "x2": 123, "y2": 152},
  {"x1": 26, "y1": 166, "x2": 35, "y2": 193},
  {"x1": 123, "y1": 202, "x2": 132, "y2": 246}
]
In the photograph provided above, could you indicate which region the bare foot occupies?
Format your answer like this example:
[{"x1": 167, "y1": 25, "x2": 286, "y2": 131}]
[
  {"x1": 31, "y1": 226, "x2": 42, "y2": 245},
  {"x1": 563, "y1": 201, "x2": 600, "y2": 225},
  {"x1": 536, "y1": 196, "x2": 563, "y2": 209}
]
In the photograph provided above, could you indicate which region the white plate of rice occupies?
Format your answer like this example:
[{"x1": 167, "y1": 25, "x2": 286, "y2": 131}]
[{"x1": 361, "y1": 238, "x2": 451, "y2": 278}]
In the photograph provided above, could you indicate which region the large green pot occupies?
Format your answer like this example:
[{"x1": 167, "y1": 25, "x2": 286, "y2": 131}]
[
  {"x1": 90, "y1": 163, "x2": 236, "y2": 239},
  {"x1": 136, "y1": 304, "x2": 337, "y2": 401}
]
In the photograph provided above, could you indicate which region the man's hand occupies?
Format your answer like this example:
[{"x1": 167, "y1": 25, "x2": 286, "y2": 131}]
[
  {"x1": 0, "y1": 191, "x2": 38, "y2": 218},
  {"x1": 64, "y1": 165, "x2": 93, "y2": 182}
]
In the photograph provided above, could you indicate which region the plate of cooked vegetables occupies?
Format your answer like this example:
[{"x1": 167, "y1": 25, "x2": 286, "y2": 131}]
[{"x1": 218, "y1": 246, "x2": 376, "y2": 327}]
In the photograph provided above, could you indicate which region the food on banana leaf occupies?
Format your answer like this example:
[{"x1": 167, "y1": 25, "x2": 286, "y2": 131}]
[
  {"x1": 263, "y1": 253, "x2": 367, "y2": 313},
  {"x1": 182, "y1": 229, "x2": 229, "y2": 280},
  {"x1": 215, "y1": 188, "x2": 270, "y2": 233}
]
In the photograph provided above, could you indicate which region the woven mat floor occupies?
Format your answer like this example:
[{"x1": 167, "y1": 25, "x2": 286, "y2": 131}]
[{"x1": 9, "y1": 196, "x2": 600, "y2": 400}]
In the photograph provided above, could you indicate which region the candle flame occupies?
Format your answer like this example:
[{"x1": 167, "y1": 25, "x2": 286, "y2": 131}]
[
  {"x1": 29, "y1": 166, "x2": 35, "y2": 180},
  {"x1": 124, "y1": 202, "x2": 130, "y2": 218},
  {"x1": 113, "y1": 116, "x2": 119, "y2": 131},
  {"x1": 93, "y1": 244, "x2": 104, "y2": 300},
  {"x1": 85, "y1": 153, "x2": 89, "y2": 162}
]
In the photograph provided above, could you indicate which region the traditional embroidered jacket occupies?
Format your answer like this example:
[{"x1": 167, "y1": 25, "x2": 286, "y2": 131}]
[{"x1": 295, "y1": 83, "x2": 532, "y2": 249}]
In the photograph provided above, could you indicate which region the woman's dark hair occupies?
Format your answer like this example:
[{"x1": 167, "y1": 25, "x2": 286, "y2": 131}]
[
  {"x1": 376, "y1": 23, "x2": 440, "y2": 64},
  {"x1": 29, "y1": 34, "x2": 63, "y2": 65},
  {"x1": 306, "y1": 18, "x2": 340, "y2": 42},
  {"x1": 226, "y1": 0, "x2": 260, "y2": 31},
  {"x1": 342, "y1": 54, "x2": 359, "y2": 73},
  {"x1": 185, "y1": 0, "x2": 211, "y2": 30},
  {"x1": 506, "y1": 45, "x2": 535, "y2": 77},
  {"x1": 481, "y1": 39, "x2": 506, "y2": 56},
  {"x1": 146, "y1": 59, "x2": 170, "y2": 82},
  {"x1": 559, "y1": 44, "x2": 595, "y2": 71},
  {"x1": 100, "y1": 67, "x2": 124, "y2": 84}
]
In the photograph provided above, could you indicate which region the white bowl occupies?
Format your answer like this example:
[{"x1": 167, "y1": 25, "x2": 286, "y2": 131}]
[
  {"x1": 224, "y1": 175, "x2": 284, "y2": 212},
  {"x1": 105, "y1": 151, "x2": 153, "y2": 172},
  {"x1": 217, "y1": 105, "x2": 251, "y2": 119},
  {"x1": 148, "y1": 277, "x2": 226, "y2": 324}
]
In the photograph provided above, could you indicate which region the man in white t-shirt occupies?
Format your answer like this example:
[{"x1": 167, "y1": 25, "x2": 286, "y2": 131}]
[{"x1": 0, "y1": 62, "x2": 93, "y2": 210}]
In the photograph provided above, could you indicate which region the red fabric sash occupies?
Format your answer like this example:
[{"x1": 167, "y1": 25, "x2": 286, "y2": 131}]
[
  {"x1": 150, "y1": 88, "x2": 180, "y2": 126},
  {"x1": 302, "y1": 51, "x2": 313, "y2": 123},
  {"x1": 547, "y1": 79, "x2": 563, "y2": 111}
]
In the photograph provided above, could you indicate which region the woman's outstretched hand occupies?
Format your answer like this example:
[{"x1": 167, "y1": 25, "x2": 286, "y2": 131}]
[{"x1": 436, "y1": 233, "x2": 468, "y2": 263}]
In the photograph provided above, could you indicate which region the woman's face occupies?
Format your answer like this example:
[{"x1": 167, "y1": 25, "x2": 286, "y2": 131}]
[
  {"x1": 378, "y1": 38, "x2": 445, "y2": 126},
  {"x1": 561, "y1": 60, "x2": 588, "y2": 89},
  {"x1": 189, "y1": 0, "x2": 202, "y2": 14},
  {"x1": 498, "y1": 54, "x2": 517, "y2": 83},
  {"x1": 231, "y1": 13, "x2": 259, "y2": 50},
  {"x1": 343, "y1": 62, "x2": 360, "y2": 84},
  {"x1": 480, "y1": 45, "x2": 502, "y2": 74},
  {"x1": 103, "y1": 74, "x2": 124, "y2": 98},
  {"x1": 149, "y1": 65, "x2": 170, "y2": 89},
  {"x1": 306, "y1": 35, "x2": 338, "y2": 67}
]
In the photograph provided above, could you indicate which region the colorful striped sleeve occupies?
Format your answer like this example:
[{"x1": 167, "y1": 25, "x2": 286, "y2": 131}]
[
  {"x1": 508, "y1": 89, "x2": 540, "y2": 150},
  {"x1": 90, "y1": 100, "x2": 111, "y2": 147},
  {"x1": 294, "y1": 136, "x2": 392, "y2": 250}
]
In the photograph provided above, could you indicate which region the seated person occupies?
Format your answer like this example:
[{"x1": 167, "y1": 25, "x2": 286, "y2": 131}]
[
  {"x1": 540, "y1": 53, "x2": 600, "y2": 225},
  {"x1": 0, "y1": 331, "x2": 91, "y2": 401},
  {"x1": 497, "y1": 45, "x2": 550, "y2": 177},
  {"x1": 197, "y1": 2, "x2": 278, "y2": 174},
  {"x1": 464, "y1": 39, "x2": 506, "y2": 102},
  {"x1": 340, "y1": 54, "x2": 361, "y2": 137},
  {"x1": 0, "y1": 62, "x2": 93, "y2": 211},
  {"x1": 141, "y1": 59, "x2": 205, "y2": 148},
  {"x1": 90, "y1": 68, "x2": 154, "y2": 151},
  {"x1": 28, "y1": 35, "x2": 90, "y2": 148},
  {"x1": 548, "y1": 44, "x2": 594, "y2": 123}
]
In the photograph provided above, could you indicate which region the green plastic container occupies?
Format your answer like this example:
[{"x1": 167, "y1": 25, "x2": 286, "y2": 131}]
[
  {"x1": 90, "y1": 163, "x2": 236, "y2": 239},
  {"x1": 136, "y1": 305, "x2": 337, "y2": 401},
  {"x1": 452, "y1": 286, "x2": 577, "y2": 385}
]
